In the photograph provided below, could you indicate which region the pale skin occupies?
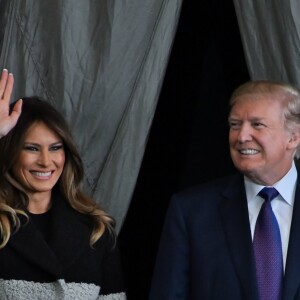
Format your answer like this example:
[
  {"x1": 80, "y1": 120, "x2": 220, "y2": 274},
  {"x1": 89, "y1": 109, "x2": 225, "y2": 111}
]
[
  {"x1": 228, "y1": 95, "x2": 300, "y2": 186},
  {"x1": 0, "y1": 69, "x2": 22, "y2": 137}
]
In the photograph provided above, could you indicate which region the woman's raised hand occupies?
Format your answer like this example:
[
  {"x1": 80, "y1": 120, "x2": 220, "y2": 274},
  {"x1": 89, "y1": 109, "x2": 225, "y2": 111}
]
[{"x1": 0, "y1": 69, "x2": 22, "y2": 138}]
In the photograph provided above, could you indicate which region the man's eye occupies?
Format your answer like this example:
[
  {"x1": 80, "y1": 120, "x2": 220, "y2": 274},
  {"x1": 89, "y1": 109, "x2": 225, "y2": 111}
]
[
  {"x1": 229, "y1": 122, "x2": 240, "y2": 129},
  {"x1": 253, "y1": 122, "x2": 265, "y2": 128}
]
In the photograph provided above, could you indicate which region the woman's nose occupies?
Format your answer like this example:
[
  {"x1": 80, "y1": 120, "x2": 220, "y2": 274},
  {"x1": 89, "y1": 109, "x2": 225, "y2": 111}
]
[{"x1": 37, "y1": 150, "x2": 51, "y2": 166}]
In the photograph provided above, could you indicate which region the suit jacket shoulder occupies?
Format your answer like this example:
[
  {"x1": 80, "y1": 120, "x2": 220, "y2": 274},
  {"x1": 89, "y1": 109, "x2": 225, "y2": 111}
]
[{"x1": 150, "y1": 173, "x2": 258, "y2": 300}]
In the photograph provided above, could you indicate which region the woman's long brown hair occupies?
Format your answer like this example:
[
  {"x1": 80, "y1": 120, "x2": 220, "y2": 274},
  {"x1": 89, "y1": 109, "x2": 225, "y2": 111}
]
[{"x1": 0, "y1": 97, "x2": 115, "y2": 249}]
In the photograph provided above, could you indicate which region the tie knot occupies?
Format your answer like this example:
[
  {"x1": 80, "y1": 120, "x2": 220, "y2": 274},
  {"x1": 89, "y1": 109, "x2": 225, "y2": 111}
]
[{"x1": 258, "y1": 187, "x2": 279, "y2": 202}]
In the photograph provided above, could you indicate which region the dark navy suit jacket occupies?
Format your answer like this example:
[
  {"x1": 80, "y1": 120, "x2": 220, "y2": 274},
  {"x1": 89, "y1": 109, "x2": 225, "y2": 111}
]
[{"x1": 149, "y1": 173, "x2": 300, "y2": 300}]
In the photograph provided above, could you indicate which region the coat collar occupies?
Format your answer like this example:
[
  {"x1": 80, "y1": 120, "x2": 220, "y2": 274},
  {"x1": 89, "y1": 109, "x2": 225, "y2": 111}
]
[
  {"x1": 219, "y1": 174, "x2": 259, "y2": 300},
  {"x1": 8, "y1": 190, "x2": 93, "y2": 279}
]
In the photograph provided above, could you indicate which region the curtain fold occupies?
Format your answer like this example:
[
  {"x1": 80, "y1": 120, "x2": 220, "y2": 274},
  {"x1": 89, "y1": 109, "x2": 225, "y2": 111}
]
[
  {"x1": 233, "y1": 0, "x2": 300, "y2": 88},
  {"x1": 0, "y1": 0, "x2": 183, "y2": 231}
]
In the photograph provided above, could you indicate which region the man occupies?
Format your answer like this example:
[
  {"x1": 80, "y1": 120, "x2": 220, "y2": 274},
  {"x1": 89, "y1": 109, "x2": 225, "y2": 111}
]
[{"x1": 149, "y1": 81, "x2": 300, "y2": 300}]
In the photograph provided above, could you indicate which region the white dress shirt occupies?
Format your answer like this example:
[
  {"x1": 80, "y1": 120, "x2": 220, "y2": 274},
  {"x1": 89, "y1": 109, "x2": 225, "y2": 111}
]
[{"x1": 244, "y1": 162, "x2": 297, "y2": 270}]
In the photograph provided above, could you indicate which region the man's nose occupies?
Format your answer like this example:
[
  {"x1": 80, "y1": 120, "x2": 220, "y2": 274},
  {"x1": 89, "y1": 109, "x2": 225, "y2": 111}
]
[{"x1": 237, "y1": 124, "x2": 253, "y2": 142}]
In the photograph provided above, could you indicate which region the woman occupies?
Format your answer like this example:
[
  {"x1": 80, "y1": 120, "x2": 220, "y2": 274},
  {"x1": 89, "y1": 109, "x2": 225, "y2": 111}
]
[{"x1": 0, "y1": 69, "x2": 126, "y2": 299}]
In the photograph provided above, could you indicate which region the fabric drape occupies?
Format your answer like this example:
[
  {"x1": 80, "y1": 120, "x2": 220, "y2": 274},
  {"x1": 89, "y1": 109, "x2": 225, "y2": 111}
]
[
  {"x1": 233, "y1": 0, "x2": 300, "y2": 88},
  {"x1": 0, "y1": 0, "x2": 183, "y2": 231}
]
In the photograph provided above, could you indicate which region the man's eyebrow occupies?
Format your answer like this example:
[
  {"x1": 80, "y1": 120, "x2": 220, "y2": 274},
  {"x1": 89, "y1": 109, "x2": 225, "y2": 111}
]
[{"x1": 228, "y1": 116, "x2": 265, "y2": 121}]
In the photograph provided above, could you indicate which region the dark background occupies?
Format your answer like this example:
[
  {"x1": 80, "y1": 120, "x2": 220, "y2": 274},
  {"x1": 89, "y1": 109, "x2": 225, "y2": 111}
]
[{"x1": 119, "y1": 0, "x2": 250, "y2": 299}]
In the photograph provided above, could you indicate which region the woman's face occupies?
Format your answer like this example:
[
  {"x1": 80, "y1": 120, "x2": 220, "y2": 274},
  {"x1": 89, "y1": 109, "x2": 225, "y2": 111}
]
[{"x1": 12, "y1": 121, "x2": 65, "y2": 201}]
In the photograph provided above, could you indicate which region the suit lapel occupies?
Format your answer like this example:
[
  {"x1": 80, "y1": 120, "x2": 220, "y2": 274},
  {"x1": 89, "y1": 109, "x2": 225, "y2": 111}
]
[
  {"x1": 283, "y1": 178, "x2": 300, "y2": 300},
  {"x1": 219, "y1": 175, "x2": 259, "y2": 300}
]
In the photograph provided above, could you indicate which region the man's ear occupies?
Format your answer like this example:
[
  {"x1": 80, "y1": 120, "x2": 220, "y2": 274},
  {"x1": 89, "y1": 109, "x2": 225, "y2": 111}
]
[{"x1": 287, "y1": 131, "x2": 300, "y2": 150}]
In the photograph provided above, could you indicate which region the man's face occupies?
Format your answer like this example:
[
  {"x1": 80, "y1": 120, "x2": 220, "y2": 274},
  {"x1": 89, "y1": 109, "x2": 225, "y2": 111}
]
[{"x1": 228, "y1": 95, "x2": 299, "y2": 185}]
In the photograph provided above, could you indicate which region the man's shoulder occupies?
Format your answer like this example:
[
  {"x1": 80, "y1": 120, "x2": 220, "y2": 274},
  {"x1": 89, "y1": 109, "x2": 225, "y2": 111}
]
[
  {"x1": 176, "y1": 173, "x2": 242, "y2": 197},
  {"x1": 169, "y1": 172, "x2": 244, "y2": 211}
]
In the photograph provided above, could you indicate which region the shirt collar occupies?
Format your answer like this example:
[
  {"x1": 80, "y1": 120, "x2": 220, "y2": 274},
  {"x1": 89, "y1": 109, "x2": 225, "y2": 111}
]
[{"x1": 244, "y1": 162, "x2": 297, "y2": 206}]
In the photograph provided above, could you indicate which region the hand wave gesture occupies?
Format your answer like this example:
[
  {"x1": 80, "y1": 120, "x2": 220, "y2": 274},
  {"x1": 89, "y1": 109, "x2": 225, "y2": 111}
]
[{"x1": 0, "y1": 69, "x2": 22, "y2": 138}]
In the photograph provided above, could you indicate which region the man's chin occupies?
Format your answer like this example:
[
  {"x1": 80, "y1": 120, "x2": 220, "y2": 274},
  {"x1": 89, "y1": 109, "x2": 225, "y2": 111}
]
[{"x1": 233, "y1": 162, "x2": 259, "y2": 174}]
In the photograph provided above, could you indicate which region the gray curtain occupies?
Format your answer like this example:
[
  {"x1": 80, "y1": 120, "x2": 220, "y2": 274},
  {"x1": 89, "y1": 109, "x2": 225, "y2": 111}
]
[
  {"x1": 0, "y1": 0, "x2": 183, "y2": 231},
  {"x1": 233, "y1": 0, "x2": 300, "y2": 88}
]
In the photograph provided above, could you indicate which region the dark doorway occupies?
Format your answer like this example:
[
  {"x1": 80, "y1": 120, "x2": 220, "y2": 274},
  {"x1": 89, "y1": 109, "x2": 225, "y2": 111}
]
[{"x1": 119, "y1": 1, "x2": 250, "y2": 299}]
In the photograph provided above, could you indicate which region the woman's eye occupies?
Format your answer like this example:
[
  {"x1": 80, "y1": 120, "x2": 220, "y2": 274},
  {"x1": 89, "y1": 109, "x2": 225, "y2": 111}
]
[
  {"x1": 24, "y1": 146, "x2": 38, "y2": 151},
  {"x1": 50, "y1": 145, "x2": 64, "y2": 151}
]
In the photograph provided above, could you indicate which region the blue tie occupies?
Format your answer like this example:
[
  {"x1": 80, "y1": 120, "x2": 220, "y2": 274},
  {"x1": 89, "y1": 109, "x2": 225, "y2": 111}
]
[{"x1": 253, "y1": 187, "x2": 283, "y2": 300}]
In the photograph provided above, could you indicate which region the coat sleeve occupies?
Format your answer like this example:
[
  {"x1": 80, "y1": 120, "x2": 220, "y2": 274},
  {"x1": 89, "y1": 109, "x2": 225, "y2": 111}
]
[
  {"x1": 149, "y1": 195, "x2": 190, "y2": 300},
  {"x1": 98, "y1": 230, "x2": 127, "y2": 299}
]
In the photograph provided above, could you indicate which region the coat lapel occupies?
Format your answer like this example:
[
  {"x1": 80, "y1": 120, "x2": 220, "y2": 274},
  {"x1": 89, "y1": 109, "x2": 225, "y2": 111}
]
[
  {"x1": 8, "y1": 190, "x2": 93, "y2": 279},
  {"x1": 8, "y1": 214, "x2": 63, "y2": 278},
  {"x1": 48, "y1": 192, "x2": 92, "y2": 271},
  {"x1": 283, "y1": 178, "x2": 300, "y2": 300},
  {"x1": 219, "y1": 175, "x2": 259, "y2": 300}
]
